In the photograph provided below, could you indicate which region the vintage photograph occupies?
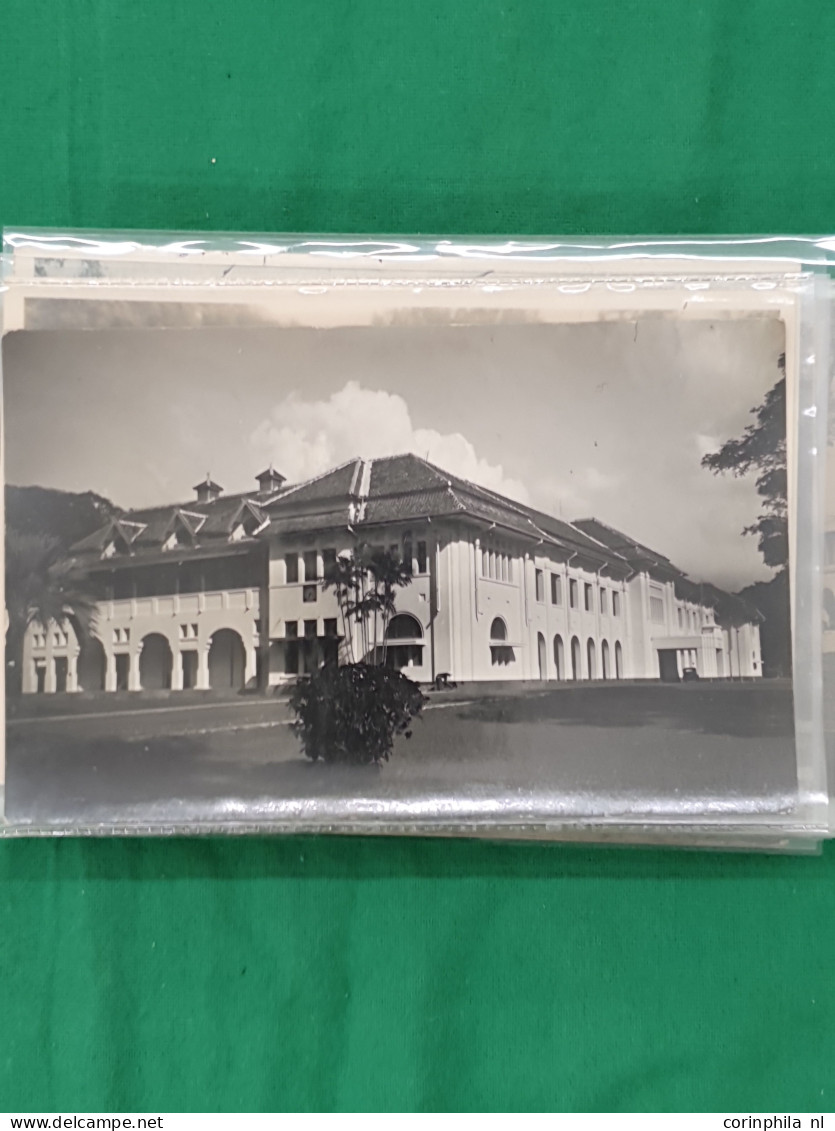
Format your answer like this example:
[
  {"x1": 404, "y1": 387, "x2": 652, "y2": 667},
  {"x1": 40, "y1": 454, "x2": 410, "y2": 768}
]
[{"x1": 2, "y1": 305, "x2": 796, "y2": 831}]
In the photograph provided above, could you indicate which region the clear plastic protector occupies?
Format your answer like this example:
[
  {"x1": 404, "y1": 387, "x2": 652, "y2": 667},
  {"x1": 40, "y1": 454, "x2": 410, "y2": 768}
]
[{"x1": 0, "y1": 230, "x2": 831, "y2": 850}]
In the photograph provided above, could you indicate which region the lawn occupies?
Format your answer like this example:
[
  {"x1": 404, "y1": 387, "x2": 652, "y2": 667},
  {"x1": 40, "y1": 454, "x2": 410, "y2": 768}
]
[{"x1": 4, "y1": 681, "x2": 798, "y2": 831}]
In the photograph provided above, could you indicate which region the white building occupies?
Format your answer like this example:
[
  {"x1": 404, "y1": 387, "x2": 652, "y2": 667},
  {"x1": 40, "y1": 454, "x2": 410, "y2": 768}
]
[{"x1": 21, "y1": 454, "x2": 763, "y2": 694}]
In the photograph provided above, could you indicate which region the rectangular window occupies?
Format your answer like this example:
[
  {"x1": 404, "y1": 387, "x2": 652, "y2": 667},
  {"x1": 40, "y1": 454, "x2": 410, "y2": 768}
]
[
  {"x1": 403, "y1": 537, "x2": 413, "y2": 574},
  {"x1": 304, "y1": 619, "x2": 318, "y2": 638},
  {"x1": 417, "y1": 541, "x2": 428, "y2": 574},
  {"x1": 302, "y1": 636, "x2": 318, "y2": 674},
  {"x1": 285, "y1": 554, "x2": 299, "y2": 584},
  {"x1": 569, "y1": 579, "x2": 578, "y2": 609},
  {"x1": 600, "y1": 587, "x2": 607, "y2": 614},
  {"x1": 535, "y1": 569, "x2": 545, "y2": 602},
  {"x1": 612, "y1": 591, "x2": 621, "y2": 617},
  {"x1": 584, "y1": 583, "x2": 593, "y2": 612},
  {"x1": 649, "y1": 585, "x2": 665, "y2": 624},
  {"x1": 322, "y1": 548, "x2": 337, "y2": 576},
  {"x1": 284, "y1": 627, "x2": 299, "y2": 674},
  {"x1": 303, "y1": 551, "x2": 319, "y2": 582},
  {"x1": 324, "y1": 618, "x2": 338, "y2": 637},
  {"x1": 677, "y1": 608, "x2": 683, "y2": 628}
]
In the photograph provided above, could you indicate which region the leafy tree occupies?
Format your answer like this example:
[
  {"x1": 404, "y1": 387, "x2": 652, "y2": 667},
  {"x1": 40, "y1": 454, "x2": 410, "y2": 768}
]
[
  {"x1": 323, "y1": 543, "x2": 414, "y2": 665},
  {"x1": 290, "y1": 663, "x2": 426, "y2": 766},
  {"x1": 702, "y1": 354, "x2": 794, "y2": 675},
  {"x1": 701, "y1": 355, "x2": 787, "y2": 570},
  {"x1": 292, "y1": 542, "x2": 426, "y2": 765},
  {"x1": 5, "y1": 484, "x2": 121, "y2": 551},
  {"x1": 738, "y1": 572, "x2": 792, "y2": 678},
  {"x1": 5, "y1": 531, "x2": 98, "y2": 698}
]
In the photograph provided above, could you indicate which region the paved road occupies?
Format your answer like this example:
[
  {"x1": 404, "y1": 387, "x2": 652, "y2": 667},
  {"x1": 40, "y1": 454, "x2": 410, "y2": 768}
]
[{"x1": 5, "y1": 683, "x2": 799, "y2": 829}]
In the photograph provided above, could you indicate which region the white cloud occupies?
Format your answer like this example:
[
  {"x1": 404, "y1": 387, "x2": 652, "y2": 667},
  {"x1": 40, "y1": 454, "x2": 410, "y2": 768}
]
[{"x1": 251, "y1": 381, "x2": 531, "y2": 502}]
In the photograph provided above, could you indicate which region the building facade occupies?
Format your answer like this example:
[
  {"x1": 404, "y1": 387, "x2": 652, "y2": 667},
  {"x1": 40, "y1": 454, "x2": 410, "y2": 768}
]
[{"x1": 21, "y1": 455, "x2": 763, "y2": 694}]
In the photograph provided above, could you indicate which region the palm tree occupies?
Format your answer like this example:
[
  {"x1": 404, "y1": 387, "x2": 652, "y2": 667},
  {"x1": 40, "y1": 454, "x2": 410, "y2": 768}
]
[
  {"x1": 365, "y1": 547, "x2": 413, "y2": 665},
  {"x1": 323, "y1": 543, "x2": 413, "y2": 666},
  {"x1": 4, "y1": 531, "x2": 98, "y2": 698}
]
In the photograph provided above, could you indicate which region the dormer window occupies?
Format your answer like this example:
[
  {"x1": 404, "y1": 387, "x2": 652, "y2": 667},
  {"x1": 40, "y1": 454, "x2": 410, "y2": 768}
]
[
  {"x1": 162, "y1": 532, "x2": 179, "y2": 551},
  {"x1": 228, "y1": 500, "x2": 267, "y2": 543},
  {"x1": 102, "y1": 541, "x2": 116, "y2": 559}
]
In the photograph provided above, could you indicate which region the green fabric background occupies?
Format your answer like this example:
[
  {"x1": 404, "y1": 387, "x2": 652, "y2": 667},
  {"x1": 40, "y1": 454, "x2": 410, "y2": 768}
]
[{"x1": 2, "y1": 0, "x2": 834, "y2": 1113}]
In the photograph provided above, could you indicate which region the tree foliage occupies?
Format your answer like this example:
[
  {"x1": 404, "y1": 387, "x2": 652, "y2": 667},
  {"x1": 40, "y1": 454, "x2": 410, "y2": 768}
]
[
  {"x1": 5, "y1": 484, "x2": 120, "y2": 550},
  {"x1": 323, "y1": 543, "x2": 414, "y2": 665},
  {"x1": 701, "y1": 357, "x2": 788, "y2": 570},
  {"x1": 5, "y1": 531, "x2": 98, "y2": 697},
  {"x1": 291, "y1": 543, "x2": 425, "y2": 765},
  {"x1": 290, "y1": 663, "x2": 427, "y2": 766}
]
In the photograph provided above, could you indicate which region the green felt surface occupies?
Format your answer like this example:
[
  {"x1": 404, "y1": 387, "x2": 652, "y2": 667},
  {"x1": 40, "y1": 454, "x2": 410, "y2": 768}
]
[{"x1": 2, "y1": 0, "x2": 834, "y2": 1113}]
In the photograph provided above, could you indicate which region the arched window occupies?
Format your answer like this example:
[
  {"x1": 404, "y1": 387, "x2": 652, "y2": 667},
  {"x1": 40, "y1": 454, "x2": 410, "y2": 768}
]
[
  {"x1": 571, "y1": 636, "x2": 581, "y2": 680},
  {"x1": 385, "y1": 614, "x2": 424, "y2": 670},
  {"x1": 553, "y1": 634, "x2": 565, "y2": 680},
  {"x1": 587, "y1": 638, "x2": 596, "y2": 679},
  {"x1": 490, "y1": 617, "x2": 514, "y2": 667},
  {"x1": 537, "y1": 632, "x2": 546, "y2": 679},
  {"x1": 489, "y1": 617, "x2": 508, "y2": 642},
  {"x1": 386, "y1": 613, "x2": 423, "y2": 640},
  {"x1": 615, "y1": 641, "x2": 623, "y2": 679},
  {"x1": 601, "y1": 639, "x2": 610, "y2": 680}
]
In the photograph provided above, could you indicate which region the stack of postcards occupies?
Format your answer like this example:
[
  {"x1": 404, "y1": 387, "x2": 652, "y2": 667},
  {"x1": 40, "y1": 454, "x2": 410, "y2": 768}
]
[{"x1": 1, "y1": 231, "x2": 832, "y2": 851}]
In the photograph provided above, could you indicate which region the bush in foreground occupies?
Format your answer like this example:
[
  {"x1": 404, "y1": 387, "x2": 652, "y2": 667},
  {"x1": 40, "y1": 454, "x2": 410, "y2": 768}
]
[{"x1": 290, "y1": 663, "x2": 427, "y2": 766}]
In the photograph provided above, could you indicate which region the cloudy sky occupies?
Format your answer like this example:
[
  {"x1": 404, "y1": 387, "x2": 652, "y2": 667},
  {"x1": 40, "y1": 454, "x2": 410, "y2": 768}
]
[{"x1": 3, "y1": 314, "x2": 785, "y2": 589}]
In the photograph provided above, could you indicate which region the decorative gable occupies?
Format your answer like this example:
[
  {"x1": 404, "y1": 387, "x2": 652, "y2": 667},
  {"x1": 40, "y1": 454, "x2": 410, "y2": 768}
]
[
  {"x1": 228, "y1": 500, "x2": 268, "y2": 542},
  {"x1": 99, "y1": 518, "x2": 147, "y2": 558},
  {"x1": 161, "y1": 509, "x2": 207, "y2": 550}
]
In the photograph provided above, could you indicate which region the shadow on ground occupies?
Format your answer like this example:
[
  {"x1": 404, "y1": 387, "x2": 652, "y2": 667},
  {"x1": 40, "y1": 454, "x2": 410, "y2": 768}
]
[{"x1": 453, "y1": 681, "x2": 796, "y2": 739}]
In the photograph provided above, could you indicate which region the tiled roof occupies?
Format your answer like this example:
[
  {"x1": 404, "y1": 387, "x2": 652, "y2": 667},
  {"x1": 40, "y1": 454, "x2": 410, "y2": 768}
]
[
  {"x1": 263, "y1": 510, "x2": 353, "y2": 536},
  {"x1": 362, "y1": 488, "x2": 462, "y2": 524},
  {"x1": 266, "y1": 460, "x2": 361, "y2": 509},
  {"x1": 366, "y1": 454, "x2": 446, "y2": 497},
  {"x1": 364, "y1": 455, "x2": 616, "y2": 564},
  {"x1": 572, "y1": 518, "x2": 676, "y2": 567},
  {"x1": 67, "y1": 454, "x2": 747, "y2": 615}
]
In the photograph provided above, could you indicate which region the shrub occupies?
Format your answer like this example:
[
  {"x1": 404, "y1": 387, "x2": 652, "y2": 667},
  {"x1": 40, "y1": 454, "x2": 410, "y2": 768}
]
[{"x1": 290, "y1": 662, "x2": 427, "y2": 766}]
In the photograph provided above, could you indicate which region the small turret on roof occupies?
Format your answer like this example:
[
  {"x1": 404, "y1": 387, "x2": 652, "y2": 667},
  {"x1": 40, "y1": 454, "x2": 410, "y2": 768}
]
[
  {"x1": 193, "y1": 474, "x2": 223, "y2": 504},
  {"x1": 256, "y1": 465, "x2": 287, "y2": 495}
]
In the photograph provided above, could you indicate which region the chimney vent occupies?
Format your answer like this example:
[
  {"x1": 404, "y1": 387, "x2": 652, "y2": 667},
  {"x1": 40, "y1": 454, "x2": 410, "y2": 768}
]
[
  {"x1": 194, "y1": 474, "x2": 223, "y2": 504},
  {"x1": 256, "y1": 465, "x2": 287, "y2": 496}
]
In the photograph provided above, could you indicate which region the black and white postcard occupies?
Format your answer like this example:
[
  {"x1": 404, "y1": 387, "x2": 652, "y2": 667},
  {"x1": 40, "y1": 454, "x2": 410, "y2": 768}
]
[{"x1": 0, "y1": 237, "x2": 824, "y2": 842}]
